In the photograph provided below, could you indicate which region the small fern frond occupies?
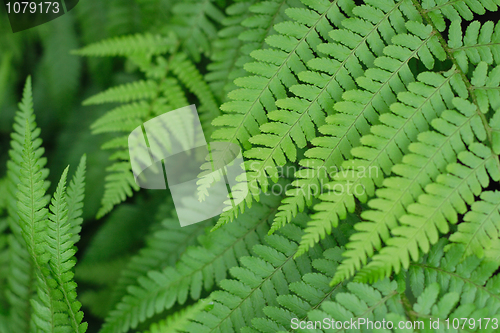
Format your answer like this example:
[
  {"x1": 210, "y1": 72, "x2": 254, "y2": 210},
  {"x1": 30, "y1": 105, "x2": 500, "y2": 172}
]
[
  {"x1": 46, "y1": 167, "x2": 88, "y2": 332},
  {"x1": 72, "y1": 33, "x2": 177, "y2": 58},
  {"x1": 97, "y1": 162, "x2": 140, "y2": 219},
  {"x1": 5, "y1": 77, "x2": 50, "y2": 333},
  {"x1": 17, "y1": 120, "x2": 57, "y2": 333},
  {"x1": 83, "y1": 80, "x2": 158, "y2": 106},
  {"x1": 78, "y1": 34, "x2": 221, "y2": 218},
  {"x1": 270, "y1": 2, "x2": 430, "y2": 233}
]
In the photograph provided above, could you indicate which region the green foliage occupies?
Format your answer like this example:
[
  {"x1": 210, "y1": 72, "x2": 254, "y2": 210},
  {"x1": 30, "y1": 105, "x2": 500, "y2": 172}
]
[
  {"x1": 2, "y1": 0, "x2": 500, "y2": 332},
  {"x1": 1, "y1": 78, "x2": 87, "y2": 332}
]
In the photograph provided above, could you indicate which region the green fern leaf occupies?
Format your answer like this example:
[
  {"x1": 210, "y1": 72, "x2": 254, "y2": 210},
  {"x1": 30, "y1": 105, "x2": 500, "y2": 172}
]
[
  {"x1": 72, "y1": 33, "x2": 177, "y2": 57},
  {"x1": 99, "y1": 194, "x2": 281, "y2": 333},
  {"x1": 422, "y1": 0, "x2": 499, "y2": 32},
  {"x1": 17, "y1": 120, "x2": 58, "y2": 333},
  {"x1": 83, "y1": 80, "x2": 158, "y2": 106},
  {"x1": 5, "y1": 77, "x2": 49, "y2": 333},
  {"x1": 97, "y1": 162, "x2": 140, "y2": 219},
  {"x1": 185, "y1": 218, "x2": 338, "y2": 332},
  {"x1": 296, "y1": 41, "x2": 451, "y2": 258},
  {"x1": 331, "y1": 18, "x2": 500, "y2": 282},
  {"x1": 212, "y1": 0, "x2": 357, "y2": 227},
  {"x1": 46, "y1": 167, "x2": 88, "y2": 332}
]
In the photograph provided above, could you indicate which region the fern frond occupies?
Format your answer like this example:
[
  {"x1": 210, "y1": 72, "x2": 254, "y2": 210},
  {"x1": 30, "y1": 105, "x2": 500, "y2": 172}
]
[
  {"x1": 185, "y1": 220, "x2": 338, "y2": 332},
  {"x1": 97, "y1": 162, "x2": 140, "y2": 219},
  {"x1": 450, "y1": 191, "x2": 500, "y2": 259},
  {"x1": 79, "y1": 33, "x2": 221, "y2": 218},
  {"x1": 212, "y1": 0, "x2": 354, "y2": 150},
  {"x1": 99, "y1": 195, "x2": 280, "y2": 333},
  {"x1": 83, "y1": 80, "x2": 158, "y2": 106},
  {"x1": 212, "y1": 0, "x2": 357, "y2": 226},
  {"x1": 72, "y1": 33, "x2": 177, "y2": 57},
  {"x1": 296, "y1": 58, "x2": 454, "y2": 258},
  {"x1": 331, "y1": 94, "x2": 487, "y2": 283},
  {"x1": 5, "y1": 77, "x2": 48, "y2": 333},
  {"x1": 46, "y1": 167, "x2": 88, "y2": 332},
  {"x1": 331, "y1": 15, "x2": 500, "y2": 283},
  {"x1": 270, "y1": 0, "x2": 428, "y2": 233},
  {"x1": 17, "y1": 120, "x2": 57, "y2": 333},
  {"x1": 311, "y1": 241, "x2": 500, "y2": 332}
]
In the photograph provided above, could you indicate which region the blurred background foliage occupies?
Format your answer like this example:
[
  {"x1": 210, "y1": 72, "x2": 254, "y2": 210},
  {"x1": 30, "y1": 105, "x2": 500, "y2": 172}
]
[{"x1": 0, "y1": 0, "x2": 199, "y2": 329}]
